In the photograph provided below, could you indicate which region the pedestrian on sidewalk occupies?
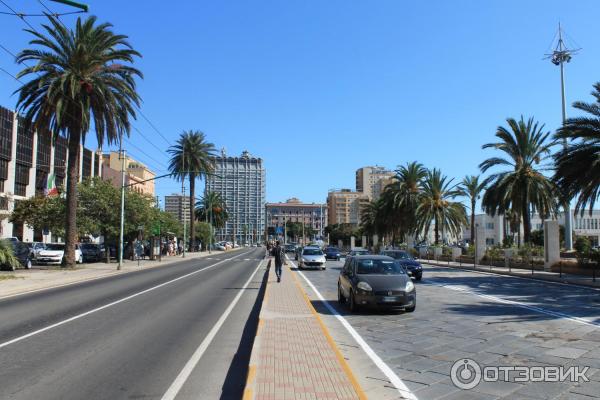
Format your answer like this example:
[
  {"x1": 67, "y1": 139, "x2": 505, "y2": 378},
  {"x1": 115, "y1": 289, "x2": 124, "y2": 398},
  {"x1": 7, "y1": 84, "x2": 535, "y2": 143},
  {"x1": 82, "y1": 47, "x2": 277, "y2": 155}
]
[{"x1": 271, "y1": 240, "x2": 285, "y2": 283}]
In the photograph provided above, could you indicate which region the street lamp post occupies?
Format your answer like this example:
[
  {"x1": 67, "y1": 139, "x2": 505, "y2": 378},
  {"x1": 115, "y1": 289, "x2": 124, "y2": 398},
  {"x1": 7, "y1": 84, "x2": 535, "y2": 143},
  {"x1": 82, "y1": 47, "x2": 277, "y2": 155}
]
[
  {"x1": 118, "y1": 136, "x2": 126, "y2": 270},
  {"x1": 546, "y1": 23, "x2": 580, "y2": 251},
  {"x1": 181, "y1": 150, "x2": 186, "y2": 258}
]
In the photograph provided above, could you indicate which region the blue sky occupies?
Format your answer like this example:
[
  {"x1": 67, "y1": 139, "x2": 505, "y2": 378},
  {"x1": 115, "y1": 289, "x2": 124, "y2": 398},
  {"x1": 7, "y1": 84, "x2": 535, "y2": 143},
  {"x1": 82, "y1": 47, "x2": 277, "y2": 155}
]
[{"x1": 1, "y1": 0, "x2": 599, "y2": 207}]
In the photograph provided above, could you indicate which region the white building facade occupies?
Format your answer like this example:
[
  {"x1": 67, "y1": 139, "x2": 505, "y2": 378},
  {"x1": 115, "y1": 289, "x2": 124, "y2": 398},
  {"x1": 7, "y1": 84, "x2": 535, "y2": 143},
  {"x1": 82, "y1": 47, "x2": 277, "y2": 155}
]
[{"x1": 205, "y1": 150, "x2": 266, "y2": 244}]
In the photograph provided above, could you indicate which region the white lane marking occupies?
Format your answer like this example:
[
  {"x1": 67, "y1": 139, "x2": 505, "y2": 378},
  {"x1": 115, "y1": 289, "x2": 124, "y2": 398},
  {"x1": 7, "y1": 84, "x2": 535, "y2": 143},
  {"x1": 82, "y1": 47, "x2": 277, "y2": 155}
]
[
  {"x1": 424, "y1": 281, "x2": 600, "y2": 328},
  {"x1": 0, "y1": 251, "x2": 254, "y2": 350},
  {"x1": 160, "y1": 258, "x2": 265, "y2": 400},
  {"x1": 289, "y1": 259, "x2": 418, "y2": 400}
]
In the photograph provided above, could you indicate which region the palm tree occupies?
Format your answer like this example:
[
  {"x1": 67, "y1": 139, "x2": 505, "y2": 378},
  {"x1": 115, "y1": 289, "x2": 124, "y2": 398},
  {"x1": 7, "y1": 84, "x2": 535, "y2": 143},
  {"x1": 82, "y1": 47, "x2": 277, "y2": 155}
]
[
  {"x1": 196, "y1": 191, "x2": 228, "y2": 229},
  {"x1": 480, "y1": 117, "x2": 557, "y2": 244},
  {"x1": 383, "y1": 161, "x2": 427, "y2": 241},
  {"x1": 15, "y1": 16, "x2": 142, "y2": 267},
  {"x1": 554, "y1": 83, "x2": 600, "y2": 215},
  {"x1": 416, "y1": 169, "x2": 467, "y2": 244},
  {"x1": 168, "y1": 131, "x2": 216, "y2": 251},
  {"x1": 459, "y1": 175, "x2": 485, "y2": 244}
]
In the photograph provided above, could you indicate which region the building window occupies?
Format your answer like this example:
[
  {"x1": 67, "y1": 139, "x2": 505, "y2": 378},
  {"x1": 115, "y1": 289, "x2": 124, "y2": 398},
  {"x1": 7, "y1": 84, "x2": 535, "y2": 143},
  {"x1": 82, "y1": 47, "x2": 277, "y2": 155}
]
[
  {"x1": 82, "y1": 148, "x2": 92, "y2": 177},
  {"x1": 0, "y1": 107, "x2": 13, "y2": 161},
  {"x1": 486, "y1": 222, "x2": 494, "y2": 230},
  {"x1": 37, "y1": 132, "x2": 51, "y2": 172},
  {"x1": 16, "y1": 119, "x2": 34, "y2": 167},
  {"x1": 486, "y1": 238, "x2": 495, "y2": 245}
]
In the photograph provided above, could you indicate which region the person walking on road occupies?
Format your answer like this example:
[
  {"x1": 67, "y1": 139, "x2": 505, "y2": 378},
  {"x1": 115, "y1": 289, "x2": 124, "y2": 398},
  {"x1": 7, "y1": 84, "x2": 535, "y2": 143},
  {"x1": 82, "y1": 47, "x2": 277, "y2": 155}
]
[{"x1": 271, "y1": 240, "x2": 285, "y2": 283}]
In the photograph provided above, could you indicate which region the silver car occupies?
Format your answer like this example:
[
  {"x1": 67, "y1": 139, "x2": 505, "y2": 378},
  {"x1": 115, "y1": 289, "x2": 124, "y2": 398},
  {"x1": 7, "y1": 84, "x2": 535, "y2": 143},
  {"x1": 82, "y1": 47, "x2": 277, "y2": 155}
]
[{"x1": 298, "y1": 246, "x2": 326, "y2": 270}]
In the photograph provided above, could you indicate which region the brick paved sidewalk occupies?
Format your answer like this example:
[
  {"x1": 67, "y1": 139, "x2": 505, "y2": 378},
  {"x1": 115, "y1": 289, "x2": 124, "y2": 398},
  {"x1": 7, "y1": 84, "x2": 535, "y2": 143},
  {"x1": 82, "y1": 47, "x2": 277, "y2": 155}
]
[{"x1": 244, "y1": 259, "x2": 366, "y2": 400}]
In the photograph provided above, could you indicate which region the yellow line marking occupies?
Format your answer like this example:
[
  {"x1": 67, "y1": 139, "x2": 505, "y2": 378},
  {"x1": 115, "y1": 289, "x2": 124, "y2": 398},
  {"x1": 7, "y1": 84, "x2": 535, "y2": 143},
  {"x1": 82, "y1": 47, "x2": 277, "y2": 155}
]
[{"x1": 289, "y1": 264, "x2": 368, "y2": 400}]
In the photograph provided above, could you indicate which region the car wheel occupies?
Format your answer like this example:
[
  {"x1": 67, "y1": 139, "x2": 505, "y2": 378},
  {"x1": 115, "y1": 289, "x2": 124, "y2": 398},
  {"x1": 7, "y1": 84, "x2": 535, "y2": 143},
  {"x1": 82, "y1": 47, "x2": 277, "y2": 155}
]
[
  {"x1": 415, "y1": 276, "x2": 422, "y2": 281},
  {"x1": 405, "y1": 304, "x2": 416, "y2": 313},
  {"x1": 338, "y1": 285, "x2": 346, "y2": 304},
  {"x1": 321, "y1": 266, "x2": 326, "y2": 270},
  {"x1": 349, "y1": 290, "x2": 358, "y2": 312}
]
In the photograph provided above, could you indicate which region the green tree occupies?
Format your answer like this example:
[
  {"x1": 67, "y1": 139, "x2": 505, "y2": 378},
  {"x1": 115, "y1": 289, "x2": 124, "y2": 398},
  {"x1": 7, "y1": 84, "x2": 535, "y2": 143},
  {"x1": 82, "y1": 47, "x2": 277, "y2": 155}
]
[
  {"x1": 194, "y1": 222, "x2": 214, "y2": 250},
  {"x1": 10, "y1": 195, "x2": 65, "y2": 237},
  {"x1": 416, "y1": 168, "x2": 467, "y2": 244},
  {"x1": 459, "y1": 175, "x2": 485, "y2": 244},
  {"x1": 195, "y1": 191, "x2": 228, "y2": 229},
  {"x1": 554, "y1": 83, "x2": 600, "y2": 215},
  {"x1": 0, "y1": 240, "x2": 20, "y2": 271},
  {"x1": 168, "y1": 131, "x2": 216, "y2": 252},
  {"x1": 480, "y1": 117, "x2": 557, "y2": 244},
  {"x1": 15, "y1": 15, "x2": 142, "y2": 267}
]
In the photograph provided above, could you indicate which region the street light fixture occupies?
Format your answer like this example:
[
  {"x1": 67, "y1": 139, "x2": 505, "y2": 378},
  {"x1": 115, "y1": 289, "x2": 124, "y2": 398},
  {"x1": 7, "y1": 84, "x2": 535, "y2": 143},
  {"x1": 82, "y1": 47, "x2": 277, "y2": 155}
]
[{"x1": 544, "y1": 23, "x2": 581, "y2": 251}]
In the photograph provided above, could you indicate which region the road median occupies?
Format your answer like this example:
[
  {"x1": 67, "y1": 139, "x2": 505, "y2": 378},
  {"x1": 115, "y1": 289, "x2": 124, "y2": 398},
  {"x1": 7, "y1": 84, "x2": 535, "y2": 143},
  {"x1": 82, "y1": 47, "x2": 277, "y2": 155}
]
[{"x1": 244, "y1": 258, "x2": 366, "y2": 400}]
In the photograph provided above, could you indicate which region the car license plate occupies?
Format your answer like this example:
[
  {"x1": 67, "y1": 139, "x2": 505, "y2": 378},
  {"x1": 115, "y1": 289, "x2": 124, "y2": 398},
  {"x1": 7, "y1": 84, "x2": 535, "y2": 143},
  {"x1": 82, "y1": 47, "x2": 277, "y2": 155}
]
[{"x1": 382, "y1": 296, "x2": 398, "y2": 302}]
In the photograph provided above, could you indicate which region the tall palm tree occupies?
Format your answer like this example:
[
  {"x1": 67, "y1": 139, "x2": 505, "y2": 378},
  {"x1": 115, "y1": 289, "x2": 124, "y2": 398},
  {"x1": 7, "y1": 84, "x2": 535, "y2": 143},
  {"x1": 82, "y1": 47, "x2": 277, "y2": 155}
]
[
  {"x1": 168, "y1": 131, "x2": 216, "y2": 251},
  {"x1": 459, "y1": 175, "x2": 485, "y2": 244},
  {"x1": 196, "y1": 191, "x2": 228, "y2": 229},
  {"x1": 554, "y1": 83, "x2": 600, "y2": 215},
  {"x1": 383, "y1": 161, "x2": 427, "y2": 241},
  {"x1": 480, "y1": 117, "x2": 557, "y2": 244},
  {"x1": 15, "y1": 16, "x2": 141, "y2": 267},
  {"x1": 416, "y1": 169, "x2": 466, "y2": 244}
]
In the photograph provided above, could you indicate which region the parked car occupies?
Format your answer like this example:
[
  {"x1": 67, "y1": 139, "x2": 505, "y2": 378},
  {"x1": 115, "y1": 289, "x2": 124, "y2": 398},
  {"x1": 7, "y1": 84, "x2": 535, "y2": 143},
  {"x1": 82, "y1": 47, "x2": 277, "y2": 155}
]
[
  {"x1": 338, "y1": 255, "x2": 416, "y2": 312},
  {"x1": 80, "y1": 243, "x2": 103, "y2": 262},
  {"x1": 25, "y1": 242, "x2": 46, "y2": 261},
  {"x1": 1, "y1": 240, "x2": 33, "y2": 270},
  {"x1": 380, "y1": 250, "x2": 423, "y2": 281},
  {"x1": 37, "y1": 243, "x2": 83, "y2": 265},
  {"x1": 346, "y1": 248, "x2": 370, "y2": 259},
  {"x1": 284, "y1": 243, "x2": 297, "y2": 253},
  {"x1": 294, "y1": 246, "x2": 303, "y2": 261},
  {"x1": 298, "y1": 246, "x2": 326, "y2": 270},
  {"x1": 324, "y1": 246, "x2": 342, "y2": 261}
]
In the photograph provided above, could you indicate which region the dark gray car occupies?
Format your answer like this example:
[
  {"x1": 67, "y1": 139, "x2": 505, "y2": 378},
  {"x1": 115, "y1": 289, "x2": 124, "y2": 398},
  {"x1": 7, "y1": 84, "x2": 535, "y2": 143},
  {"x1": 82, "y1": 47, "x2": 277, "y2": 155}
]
[{"x1": 338, "y1": 255, "x2": 416, "y2": 312}]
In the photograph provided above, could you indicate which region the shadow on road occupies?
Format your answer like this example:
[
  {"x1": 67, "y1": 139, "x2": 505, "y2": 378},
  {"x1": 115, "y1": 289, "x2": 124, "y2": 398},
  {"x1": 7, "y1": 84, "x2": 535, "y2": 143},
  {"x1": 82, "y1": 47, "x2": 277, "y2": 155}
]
[{"x1": 219, "y1": 260, "x2": 270, "y2": 400}]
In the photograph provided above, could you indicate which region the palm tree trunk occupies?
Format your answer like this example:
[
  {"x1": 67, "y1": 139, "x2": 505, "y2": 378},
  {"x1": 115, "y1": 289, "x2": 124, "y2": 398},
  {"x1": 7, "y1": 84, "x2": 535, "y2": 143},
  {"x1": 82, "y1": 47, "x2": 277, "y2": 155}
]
[
  {"x1": 470, "y1": 199, "x2": 475, "y2": 244},
  {"x1": 434, "y1": 217, "x2": 439, "y2": 245},
  {"x1": 64, "y1": 131, "x2": 81, "y2": 268},
  {"x1": 189, "y1": 173, "x2": 196, "y2": 252},
  {"x1": 522, "y1": 198, "x2": 532, "y2": 244}
]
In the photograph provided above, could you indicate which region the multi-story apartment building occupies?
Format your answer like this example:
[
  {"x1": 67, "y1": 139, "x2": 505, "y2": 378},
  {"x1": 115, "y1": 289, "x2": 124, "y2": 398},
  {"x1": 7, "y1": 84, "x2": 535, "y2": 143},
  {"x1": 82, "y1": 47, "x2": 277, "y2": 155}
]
[
  {"x1": 265, "y1": 198, "x2": 327, "y2": 239},
  {"x1": 327, "y1": 189, "x2": 368, "y2": 226},
  {"x1": 205, "y1": 150, "x2": 266, "y2": 244},
  {"x1": 164, "y1": 194, "x2": 191, "y2": 224},
  {"x1": 102, "y1": 151, "x2": 156, "y2": 196},
  {"x1": 356, "y1": 166, "x2": 395, "y2": 200},
  {"x1": 0, "y1": 105, "x2": 101, "y2": 241}
]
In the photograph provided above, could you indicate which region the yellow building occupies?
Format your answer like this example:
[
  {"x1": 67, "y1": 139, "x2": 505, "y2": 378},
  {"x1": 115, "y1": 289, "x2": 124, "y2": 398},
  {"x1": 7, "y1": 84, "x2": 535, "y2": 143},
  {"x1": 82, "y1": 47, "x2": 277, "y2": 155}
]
[
  {"x1": 355, "y1": 166, "x2": 395, "y2": 200},
  {"x1": 102, "y1": 151, "x2": 156, "y2": 196},
  {"x1": 327, "y1": 189, "x2": 368, "y2": 226}
]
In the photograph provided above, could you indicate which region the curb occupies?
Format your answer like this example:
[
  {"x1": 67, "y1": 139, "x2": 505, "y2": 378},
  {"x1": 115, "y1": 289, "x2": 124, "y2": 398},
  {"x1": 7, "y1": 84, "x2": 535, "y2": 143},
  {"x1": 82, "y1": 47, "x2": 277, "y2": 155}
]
[{"x1": 421, "y1": 259, "x2": 600, "y2": 290}]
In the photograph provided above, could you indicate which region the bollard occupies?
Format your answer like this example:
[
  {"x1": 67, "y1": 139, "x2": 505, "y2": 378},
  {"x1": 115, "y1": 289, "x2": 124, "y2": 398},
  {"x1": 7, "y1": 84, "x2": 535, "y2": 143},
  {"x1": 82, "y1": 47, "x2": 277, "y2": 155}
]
[
  {"x1": 531, "y1": 258, "x2": 534, "y2": 275},
  {"x1": 559, "y1": 261, "x2": 562, "y2": 279}
]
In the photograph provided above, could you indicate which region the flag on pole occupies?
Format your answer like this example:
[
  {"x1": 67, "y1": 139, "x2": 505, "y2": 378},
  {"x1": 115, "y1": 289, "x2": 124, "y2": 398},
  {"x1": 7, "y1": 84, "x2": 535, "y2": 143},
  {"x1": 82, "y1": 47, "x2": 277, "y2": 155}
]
[{"x1": 46, "y1": 173, "x2": 59, "y2": 197}]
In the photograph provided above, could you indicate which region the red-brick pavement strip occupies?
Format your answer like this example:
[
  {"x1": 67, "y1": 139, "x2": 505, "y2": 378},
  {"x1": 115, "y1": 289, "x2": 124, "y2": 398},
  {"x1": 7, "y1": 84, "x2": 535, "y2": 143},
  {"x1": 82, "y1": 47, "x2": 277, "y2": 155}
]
[{"x1": 244, "y1": 259, "x2": 366, "y2": 400}]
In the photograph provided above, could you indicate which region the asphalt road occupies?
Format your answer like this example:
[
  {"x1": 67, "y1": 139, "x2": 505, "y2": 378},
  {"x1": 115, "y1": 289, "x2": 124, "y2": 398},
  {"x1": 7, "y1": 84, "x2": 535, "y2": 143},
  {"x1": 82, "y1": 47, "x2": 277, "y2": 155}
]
[
  {"x1": 294, "y1": 257, "x2": 600, "y2": 400},
  {"x1": 0, "y1": 248, "x2": 267, "y2": 400}
]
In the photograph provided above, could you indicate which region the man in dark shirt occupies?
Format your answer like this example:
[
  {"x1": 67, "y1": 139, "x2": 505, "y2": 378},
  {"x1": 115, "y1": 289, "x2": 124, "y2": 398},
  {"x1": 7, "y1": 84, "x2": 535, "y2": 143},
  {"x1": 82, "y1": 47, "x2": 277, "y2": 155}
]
[{"x1": 272, "y1": 240, "x2": 285, "y2": 282}]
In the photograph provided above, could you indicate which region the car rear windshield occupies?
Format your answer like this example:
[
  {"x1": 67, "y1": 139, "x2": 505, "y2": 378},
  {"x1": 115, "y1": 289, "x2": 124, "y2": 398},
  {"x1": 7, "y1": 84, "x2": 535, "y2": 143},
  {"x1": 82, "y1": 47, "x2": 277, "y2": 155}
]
[
  {"x1": 355, "y1": 250, "x2": 369, "y2": 255},
  {"x1": 385, "y1": 251, "x2": 410, "y2": 259},
  {"x1": 356, "y1": 259, "x2": 406, "y2": 275},
  {"x1": 45, "y1": 244, "x2": 65, "y2": 250},
  {"x1": 303, "y1": 249, "x2": 323, "y2": 256},
  {"x1": 326, "y1": 248, "x2": 339, "y2": 252},
  {"x1": 81, "y1": 244, "x2": 96, "y2": 249}
]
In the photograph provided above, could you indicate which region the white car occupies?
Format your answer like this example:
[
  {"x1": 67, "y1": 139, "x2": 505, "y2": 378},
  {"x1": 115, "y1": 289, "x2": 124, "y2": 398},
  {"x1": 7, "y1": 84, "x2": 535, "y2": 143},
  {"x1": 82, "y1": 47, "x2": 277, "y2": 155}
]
[
  {"x1": 36, "y1": 243, "x2": 83, "y2": 265},
  {"x1": 299, "y1": 246, "x2": 327, "y2": 270}
]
